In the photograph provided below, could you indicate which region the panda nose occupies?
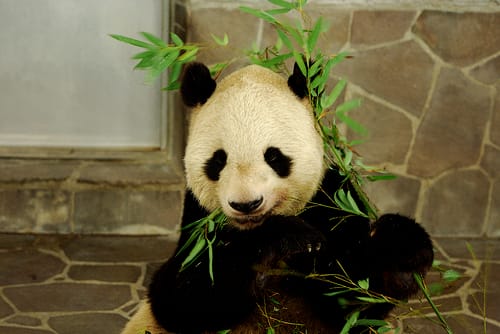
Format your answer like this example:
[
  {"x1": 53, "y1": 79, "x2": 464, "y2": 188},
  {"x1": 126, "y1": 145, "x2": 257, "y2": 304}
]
[{"x1": 229, "y1": 197, "x2": 263, "y2": 214}]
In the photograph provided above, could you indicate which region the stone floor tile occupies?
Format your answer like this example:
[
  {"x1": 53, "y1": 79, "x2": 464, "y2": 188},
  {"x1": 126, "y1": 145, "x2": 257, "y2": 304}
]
[
  {"x1": 421, "y1": 170, "x2": 489, "y2": 236},
  {"x1": 48, "y1": 313, "x2": 128, "y2": 334},
  {"x1": 0, "y1": 297, "x2": 14, "y2": 319},
  {"x1": 414, "y1": 11, "x2": 500, "y2": 67},
  {"x1": 470, "y1": 55, "x2": 500, "y2": 85},
  {"x1": 0, "y1": 234, "x2": 37, "y2": 250},
  {"x1": 3, "y1": 283, "x2": 131, "y2": 312},
  {"x1": 0, "y1": 249, "x2": 66, "y2": 285},
  {"x1": 347, "y1": 94, "x2": 413, "y2": 165},
  {"x1": 61, "y1": 235, "x2": 175, "y2": 263},
  {"x1": 336, "y1": 40, "x2": 434, "y2": 117},
  {"x1": 408, "y1": 67, "x2": 491, "y2": 177},
  {"x1": 0, "y1": 327, "x2": 54, "y2": 334},
  {"x1": 6, "y1": 315, "x2": 42, "y2": 327},
  {"x1": 403, "y1": 314, "x2": 495, "y2": 334},
  {"x1": 436, "y1": 238, "x2": 500, "y2": 261},
  {"x1": 468, "y1": 290, "x2": 500, "y2": 323},
  {"x1": 487, "y1": 180, "x2": 500, "y2": 237},
  {"x1": 480, "y1": 144, "x2": 500, "y2": 179},
  {"x1": 427, "y1": 296, "x2": 463, "y2": 313},
  {"x1": 491, "y1": 89, "x2": 500, "y2": 147},
  {"x1": 67, "y1": 264, "x2": 142, "y2": 283},
  {"x1": 424, "y1": 266, "x2": 471, "y2": 297},
  {"x1": 351, "y1": 10, "x2": 416, "y2": 47}
]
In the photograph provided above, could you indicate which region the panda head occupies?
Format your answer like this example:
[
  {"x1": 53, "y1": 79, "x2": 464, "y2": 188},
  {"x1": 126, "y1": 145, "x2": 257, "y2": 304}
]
[{"x1": 181, "y1": 62, "x2": 325, "y2": 229}]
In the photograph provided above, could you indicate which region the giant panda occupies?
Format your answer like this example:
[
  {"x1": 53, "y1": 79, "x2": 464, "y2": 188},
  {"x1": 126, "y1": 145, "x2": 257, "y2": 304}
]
[{"x1": 121, "y1": 62, "x2": 434, "y2": 334}]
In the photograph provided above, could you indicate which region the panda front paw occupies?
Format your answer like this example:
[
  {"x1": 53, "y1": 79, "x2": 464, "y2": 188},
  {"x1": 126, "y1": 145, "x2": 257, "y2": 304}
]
[
  {"x1": 368, "y1": 214, "x2": 434, "y2": 299},
  {"x1": 258, "y1": 215, "x2": 325, "y2": 271}
]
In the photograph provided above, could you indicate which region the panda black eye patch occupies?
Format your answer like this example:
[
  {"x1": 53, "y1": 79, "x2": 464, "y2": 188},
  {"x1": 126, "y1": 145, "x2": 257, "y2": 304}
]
[
  {"x1": 264, "y1": 147, "x2": 292, "y2": 177},
  {"x1": 204, "y1": 149, "x2": 227, "y2": 181}
]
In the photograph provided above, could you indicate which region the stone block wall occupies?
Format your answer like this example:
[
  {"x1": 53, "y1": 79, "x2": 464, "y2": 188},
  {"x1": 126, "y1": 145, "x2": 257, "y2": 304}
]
[{"x1": 186, "y1": 1, "x2": 499, "y2": 237}]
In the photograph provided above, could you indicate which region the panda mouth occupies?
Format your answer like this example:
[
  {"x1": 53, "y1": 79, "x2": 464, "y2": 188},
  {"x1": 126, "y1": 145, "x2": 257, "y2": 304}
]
[{"x1": 231, "y1": 213, "x2": 269, "y2": 229}]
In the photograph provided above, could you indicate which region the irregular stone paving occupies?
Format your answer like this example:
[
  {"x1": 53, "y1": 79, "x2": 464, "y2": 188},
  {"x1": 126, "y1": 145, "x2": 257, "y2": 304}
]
[{"x1": 0, "y1": 234, "x2": 499, "y2": 334}]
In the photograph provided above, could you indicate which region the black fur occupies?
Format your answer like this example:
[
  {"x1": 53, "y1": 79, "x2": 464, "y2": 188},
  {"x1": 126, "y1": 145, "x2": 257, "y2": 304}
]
[
  {"x1": 180, "y1": 62, "x2": 216, "y2": 107},
  {"x1": 148, "y1": 168, "x2": 434, "y2": 333},
  {"x1": 264, "y1": 147, "x2": 292, "y2": 177},
  {"x1": 287, "y1": 62, "x2": 309, "y2": 99},
  {"x1": 204, "y1": 149, "x2": 227, "y2": 181}
]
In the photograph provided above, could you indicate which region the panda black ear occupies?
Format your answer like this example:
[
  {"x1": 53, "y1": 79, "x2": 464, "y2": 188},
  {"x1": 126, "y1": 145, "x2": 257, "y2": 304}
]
[
  {"x1": 287, "y1": 62, "x2": 308, "y2": 99},
  {"x1": 180, "y1": 62, "x2": 217, "y2": 107}
]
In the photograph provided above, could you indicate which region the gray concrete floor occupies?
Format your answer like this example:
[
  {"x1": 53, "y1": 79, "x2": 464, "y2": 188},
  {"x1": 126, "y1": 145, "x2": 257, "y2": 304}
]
[{"x1": 0, "y1": 234, "x2": 498, "y2": 334}]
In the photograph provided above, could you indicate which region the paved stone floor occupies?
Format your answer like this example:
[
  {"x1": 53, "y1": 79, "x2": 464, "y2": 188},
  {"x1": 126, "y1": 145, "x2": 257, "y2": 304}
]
[{"x1": 0, "y1": 234, "x2": 498, "y2": 334}]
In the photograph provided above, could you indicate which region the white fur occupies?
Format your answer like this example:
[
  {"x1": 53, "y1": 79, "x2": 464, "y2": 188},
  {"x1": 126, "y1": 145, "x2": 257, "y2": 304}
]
[
  {"x1": 121, "y1": 302, "x2": 169, "y2": 334},
  {"x1": 185, "y1": 65, "x2": 325, "y2": 226}
]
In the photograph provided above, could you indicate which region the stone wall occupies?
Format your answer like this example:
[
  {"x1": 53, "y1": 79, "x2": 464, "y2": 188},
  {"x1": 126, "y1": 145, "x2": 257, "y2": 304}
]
[{"x1": 186, "y1": 0, "x2": 500, "y2": 237}]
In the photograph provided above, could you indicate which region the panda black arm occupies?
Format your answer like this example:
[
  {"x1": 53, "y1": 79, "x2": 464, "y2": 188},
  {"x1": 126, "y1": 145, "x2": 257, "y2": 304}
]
[{"x1": 148, "y1": 190, "x2": 262, "y2": 332}]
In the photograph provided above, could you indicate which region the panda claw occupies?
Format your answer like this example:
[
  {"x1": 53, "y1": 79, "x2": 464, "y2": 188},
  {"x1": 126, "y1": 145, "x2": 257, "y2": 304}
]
[
  {"x1": 307, "y1": 244, "x2": 313, "y2": 253},
  {"x1": 315, "y1": 242, "x2": 322, "y2": 251}
]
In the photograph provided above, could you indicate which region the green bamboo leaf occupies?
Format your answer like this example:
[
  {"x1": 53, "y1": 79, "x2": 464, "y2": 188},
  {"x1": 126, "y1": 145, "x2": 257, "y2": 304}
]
[
  {"x1": 165, "y1": 62, "x2": 183, "y2": 91},
  {"x1": 177, "y1": 47, "x2": 199, "y2": 62},
  {"x1": 268, "y1": 0, "x2": 294, "y2": 9},
  {"x1": 134, "y1": 57, "x2": 154, "y2": 69},
  {"x1": 442, "y1": 269, "x2": 461, "y2": 282},
  {"x1": 329, "y1": 52, "x2": 349, "y2": 68},
  {"x1": 141, "y1": 31, "x2": 167, "y2": 47},
  {"x1": 307, "y1": 56, "x2": 323, "y2": 78},
  {"x1": 210, "y1": 62, "x2": 228, "y2": 77},
  {"x1": 287, "y1": 25, "x2": 305, "y2": 48},
  {"x1": 428, "y1": 282, "x2": 444, "y2": 296},
  {"x1": 346, "y1": 191, "x2": 362, "y2": 214},
  {"x1": 336, "y1": 99, "x2": 368, "y2": 135},
  {"x1": 276, "y1": 29, "x2": 293, "y2": 51},
  {"x1": 149, "y1": 50, "x2": 180, "y2": 81},
  {"x1": 240, "y1": 6, "x2": 278, "y2": 24},
  {"x1": 366, "y1": 174, "x2": 397, "y2": 182},
  {"x1": 208, "y1": 239, "x2": 215, "y2": 283},
  {"x1": 307, "y1": 16, "x2": 326, "y2": 55},
  {"x1": 211, "y1": 33, "x2": 229, "y2": 46},
  {"x1": 340, "y1": 311, "x2": 359, "y2": 334},
  {"x1": 293, "y1": 51, "x2": 307, "y2": 76},
  {"x1": 324, "y1": 289, "x2": 349, "y2": 297},
  {"x1": 257, "y1": 53, "x2": 293, "y2": 68},
  {"x1": 181, "y1": 236, "x2": 207, "y2": 270},
  {"x1": 132, "y1": 50, "x2": 155, "y2": 60},
  {"x1": 266, "y1": 328, "x2": 275, "y2": 334},
  {"x1": 265, "y1": 7, "x2": 292, "y2": 15},
  {"x1": 164, "y1": 81, "x2": 181, "y2": 91},
  {"x1": 321, "y1": 79, "x2": 346, "y2": 109},
  {"x1": 110, "y1": 34, "x2": 154, "y2": 49},
  {"x1": 356, "y1": 296, "x2": 387, "y2": 303},
  {"x1": 354, "y1": 319, "x2": 388, "y2": 327},
  {"x1": 357, "y1": 278, "x2": 369, "y2": 290},
  {"x1": 170, "y1": 32, "x2": 184, "y2": 46},
  {"x1": 343, "y1": 149, "x2": 353, "y2": 167}
]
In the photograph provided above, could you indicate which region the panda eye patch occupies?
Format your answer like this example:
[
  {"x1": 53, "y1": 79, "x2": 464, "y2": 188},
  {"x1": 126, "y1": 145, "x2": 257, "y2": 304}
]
[
  {"x1": 264, "y1": 147, "x2": 292, "y2": 177},
  {"x1": 204, "y1": 149, "x2": 227, "y2": 181}
]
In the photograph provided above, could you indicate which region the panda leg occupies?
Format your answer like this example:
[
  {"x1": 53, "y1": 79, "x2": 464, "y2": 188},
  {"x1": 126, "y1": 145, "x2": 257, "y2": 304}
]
[{"x1": 121, "y1": 301, "x2": 170, "y2": 334}]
